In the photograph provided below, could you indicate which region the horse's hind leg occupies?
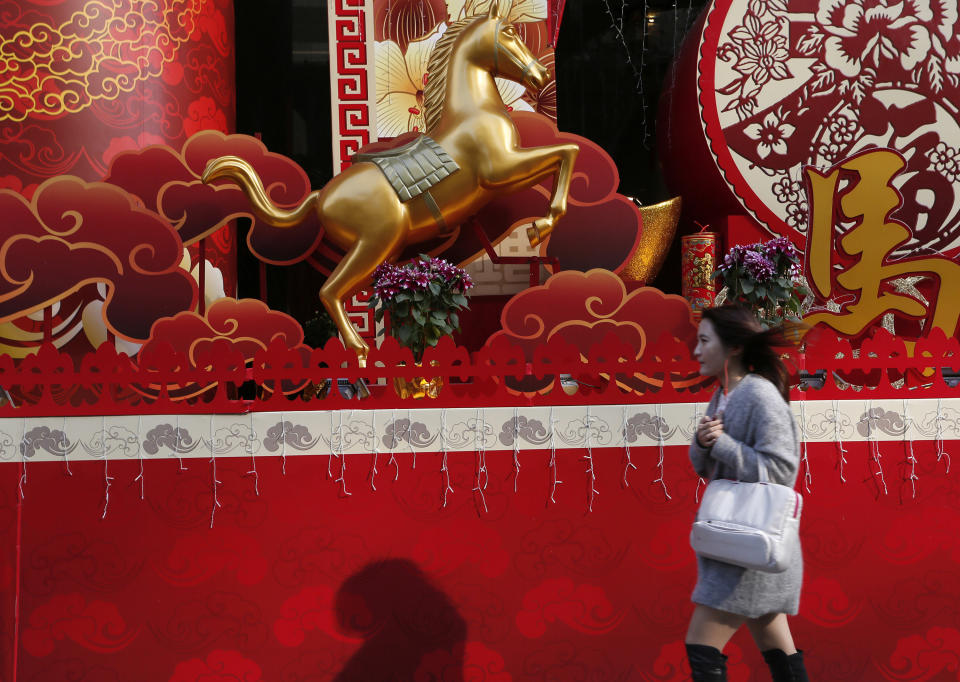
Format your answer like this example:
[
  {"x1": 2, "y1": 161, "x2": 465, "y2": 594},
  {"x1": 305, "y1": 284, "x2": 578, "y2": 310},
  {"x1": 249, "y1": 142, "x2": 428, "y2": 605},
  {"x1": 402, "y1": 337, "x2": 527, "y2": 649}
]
[{"x1": 319, "y1": 238, "x2": 398, "y2": 366}]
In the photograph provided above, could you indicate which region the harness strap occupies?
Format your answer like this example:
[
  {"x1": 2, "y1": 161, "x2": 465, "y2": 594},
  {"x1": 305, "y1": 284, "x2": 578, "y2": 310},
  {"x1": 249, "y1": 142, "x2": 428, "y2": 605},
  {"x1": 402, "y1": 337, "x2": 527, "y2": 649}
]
[
  {"x1": 494, "y1": 20, "x2": 536, "y2": 80},
  {"x1": 421, "y1": 190, "x2": 448, "y2": 233}
]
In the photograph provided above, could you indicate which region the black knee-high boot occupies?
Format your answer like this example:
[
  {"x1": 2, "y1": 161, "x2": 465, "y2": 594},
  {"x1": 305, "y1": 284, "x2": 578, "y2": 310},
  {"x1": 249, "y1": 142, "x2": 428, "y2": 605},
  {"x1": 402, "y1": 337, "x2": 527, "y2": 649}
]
[
  {"x1": 685, "y1": 644, "x2": 728, "y2": 681},
  {"x1": 762, "y1": 649, "x2": 810, "y2": 682}
]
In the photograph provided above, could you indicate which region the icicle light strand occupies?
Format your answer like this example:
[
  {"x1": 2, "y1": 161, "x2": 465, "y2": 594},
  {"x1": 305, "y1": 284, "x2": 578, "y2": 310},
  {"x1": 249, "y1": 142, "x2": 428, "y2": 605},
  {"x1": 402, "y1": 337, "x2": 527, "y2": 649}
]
[
  {"x1": 601, "y1": 0, "x2": 647, "y2": 144},
  {"x1": 584, "y1": 408, "x2": 598, "y2": 512},
  {"x1": 134, "y1": 415, "x2": 144, "y2": 500},
  {"x1": 513, "y1": 407, "x2": 521, "y2": 493},
  {"x1": 246, "y1": 412, "x2": 260, "y2": 496},
  {"x1": 863, "y1": 401, "x2": 888, "y2": 495},
  {"x1": 694, "y1": 403, "x2": 705, "y2": 502},
  {"x1": 441, "y1": 409, "x2": 453, "y2": 508},
  {"x1": 936, "y1": 397, "x2": 952, "y2": 472},
  {"x1": 408, "y1": 408, "x2": 416, "y2": 470},
  {"x1": 832, "y1": 400, "x2": 848, "y2": 483},
  {"x1": 335, "y1": 410, "x2": 351, "y2": 496},
  {"x1": 622, "y1": 406, "x2": 636, "y2": 487},
  {"x1": 62, "y1": 415, "x2": 72, "y2": 476},
  {"x1": 652, "y1": 403, "x2": 671, "y2": 499},
  {"x1": 902, "y1": 398, "x2": 917, "y2": 499},
  {"x1": 175, "y1": 415, "x2": 187, "y2": 471},
  {"x1": 280, "y1": 418, "x2": 287, "y2": 476},
  {"x1": 798, "y1": 400, "x2": 811, "y2": 493},
  {"x1": 389, "y1": 409, "x2": 399, "y2": 479},
  {"x1": 473, "y1": 409, "x2": 489, "y2": 513},
  {"x1": 100, "y1": 416, "x2": 112, "y2": 519},
  {"x1": 18, "y1": 418, "x2": 26, "y2": 500},
  {"x1": 209, "y1": 414, "x2": 221, "y2": 528},
  {"x1": 549, "y1": 406, "x2": 562, "y2": 504}
]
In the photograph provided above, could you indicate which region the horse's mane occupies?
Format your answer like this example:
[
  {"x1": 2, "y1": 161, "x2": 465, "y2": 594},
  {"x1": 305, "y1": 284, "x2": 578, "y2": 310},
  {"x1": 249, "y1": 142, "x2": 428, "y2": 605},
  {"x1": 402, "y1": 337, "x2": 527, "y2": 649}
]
[{"x1": 422, "y1": 16, "x2": 479, "y2": 134}]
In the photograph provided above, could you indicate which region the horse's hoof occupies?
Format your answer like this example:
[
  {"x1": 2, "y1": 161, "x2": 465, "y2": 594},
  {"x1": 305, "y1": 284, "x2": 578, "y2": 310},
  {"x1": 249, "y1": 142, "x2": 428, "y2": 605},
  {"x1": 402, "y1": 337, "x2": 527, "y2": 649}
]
[
  {"x1": 528, "y1": 219, "x2": 553, "y2": 247},
  {"x1": 527, "y1": 224, "x2": 541, "y2": 246}
]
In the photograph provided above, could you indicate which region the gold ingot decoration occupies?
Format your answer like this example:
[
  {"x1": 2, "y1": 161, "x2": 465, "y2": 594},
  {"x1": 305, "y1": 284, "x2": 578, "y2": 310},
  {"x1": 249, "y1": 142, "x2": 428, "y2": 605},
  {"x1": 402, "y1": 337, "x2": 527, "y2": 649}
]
[
  {"x1": 203, "y1": 3, "x2": 579, "y2": 366},
  {"x1": 618, "y1": 197, "x2": 682, "y2": 284},
  {"x1": 393, "y1": 373, "x2": 443, "y2": 400}
]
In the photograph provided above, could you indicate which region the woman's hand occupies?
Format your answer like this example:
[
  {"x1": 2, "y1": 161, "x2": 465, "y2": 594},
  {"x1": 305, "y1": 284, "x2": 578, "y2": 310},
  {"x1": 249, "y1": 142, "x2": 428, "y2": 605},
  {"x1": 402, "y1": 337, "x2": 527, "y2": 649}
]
[{"x1": 696, "y1": 414, "x2": 724, "y2": 448}]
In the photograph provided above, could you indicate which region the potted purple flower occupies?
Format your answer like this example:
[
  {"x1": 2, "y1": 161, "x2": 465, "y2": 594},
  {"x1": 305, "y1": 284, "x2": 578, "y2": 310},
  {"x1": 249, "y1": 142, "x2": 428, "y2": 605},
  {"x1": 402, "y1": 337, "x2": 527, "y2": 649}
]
[
  {"x1": 368, "y1": 254, "x2": 474, "y2": 363},
  {"x1": 714, "y1": 236, "x2": 810, "y2": 324}
]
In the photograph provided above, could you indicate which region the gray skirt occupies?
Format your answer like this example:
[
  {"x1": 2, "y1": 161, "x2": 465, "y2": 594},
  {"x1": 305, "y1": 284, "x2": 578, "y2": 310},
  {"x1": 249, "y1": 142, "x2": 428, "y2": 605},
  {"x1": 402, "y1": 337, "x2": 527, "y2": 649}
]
[{"x1": 691, "y1": 541, "x2": 803, "y2": 618}]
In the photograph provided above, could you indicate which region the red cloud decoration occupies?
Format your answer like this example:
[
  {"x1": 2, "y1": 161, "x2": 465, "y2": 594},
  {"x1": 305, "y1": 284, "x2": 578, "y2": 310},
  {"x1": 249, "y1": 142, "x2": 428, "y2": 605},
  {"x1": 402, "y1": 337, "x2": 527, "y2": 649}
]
[
  {"x1": 0, "y1": 175, "x2": 196, "y2": 340},
  {"x1": 482, "y1": 270, "x2": 703, "y2": 393},
  {"x1": 168, "y1": 649, "x2": 263, "y2": 682},
  {"x1": 142, "y1": 297, "x2": 308, "y2": 362},
  {"x1": 137, "y1": 298, "x2": 310, "y2": 399},
  {"x1": 156, "y1": 527, "x2": 267, "y2": 587},
  {"x1": 274, "y1": 584, "x2": 362, "y2": 647},
  {"x1": 515, "y1": 578, "x2": 624, "y2": 639},
  {"x1": 104, "y1": 130, "x2": 323, "y2": 263},
  {"x1": 415, "y1": 642, "x2": 513, "y2": 682},
  {"x1": 21, "y1": 593, "x2": 138, "y2": 657}
]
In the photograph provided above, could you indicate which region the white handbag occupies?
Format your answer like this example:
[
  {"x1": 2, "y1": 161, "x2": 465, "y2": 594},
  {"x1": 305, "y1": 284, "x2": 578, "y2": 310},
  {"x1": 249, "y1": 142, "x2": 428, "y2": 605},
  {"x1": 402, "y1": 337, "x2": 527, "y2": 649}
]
[{"x1": 690, "y1": 458, "x2": 802, "y2": 573}]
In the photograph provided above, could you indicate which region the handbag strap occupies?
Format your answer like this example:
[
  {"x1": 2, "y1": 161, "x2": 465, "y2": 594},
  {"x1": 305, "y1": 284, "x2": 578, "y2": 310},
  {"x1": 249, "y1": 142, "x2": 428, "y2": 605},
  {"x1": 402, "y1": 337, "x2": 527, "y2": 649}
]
[{"x1": 710, "y1": 456, "x2": 770, "y2": 483}]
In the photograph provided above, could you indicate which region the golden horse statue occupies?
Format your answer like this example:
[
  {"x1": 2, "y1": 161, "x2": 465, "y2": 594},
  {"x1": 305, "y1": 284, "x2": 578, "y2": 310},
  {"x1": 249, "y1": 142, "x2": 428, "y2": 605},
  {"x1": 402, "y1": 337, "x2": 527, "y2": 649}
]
[{"x1": 202, "y1": 2, "x2": 578, "y2": 365}]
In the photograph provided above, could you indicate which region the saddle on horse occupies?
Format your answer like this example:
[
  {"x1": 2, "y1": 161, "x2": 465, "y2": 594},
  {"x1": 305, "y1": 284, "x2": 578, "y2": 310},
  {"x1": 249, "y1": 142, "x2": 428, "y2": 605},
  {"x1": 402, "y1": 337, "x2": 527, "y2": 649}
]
[{"x1": 352, "y1": 133, "x2": 461, "y2": 231}]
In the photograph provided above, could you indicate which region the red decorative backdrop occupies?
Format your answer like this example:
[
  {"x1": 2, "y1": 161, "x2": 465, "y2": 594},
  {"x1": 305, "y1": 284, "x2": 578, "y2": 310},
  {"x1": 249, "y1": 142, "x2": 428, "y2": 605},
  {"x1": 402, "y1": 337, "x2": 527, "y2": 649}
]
[
  {"x1": 5, "y1": 436, "x2": 960, "y2": 681},
  {"x1": 0, "y1": 0, "x2": 237, "y2": 361}
]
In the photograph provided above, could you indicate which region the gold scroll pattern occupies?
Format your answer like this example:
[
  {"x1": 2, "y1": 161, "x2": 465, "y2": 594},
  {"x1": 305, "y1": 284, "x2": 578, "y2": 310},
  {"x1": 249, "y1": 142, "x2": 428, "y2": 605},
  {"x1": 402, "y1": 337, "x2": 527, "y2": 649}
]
[{"x1": 0, "y1": 0, "x2": 206, "y2": 122}]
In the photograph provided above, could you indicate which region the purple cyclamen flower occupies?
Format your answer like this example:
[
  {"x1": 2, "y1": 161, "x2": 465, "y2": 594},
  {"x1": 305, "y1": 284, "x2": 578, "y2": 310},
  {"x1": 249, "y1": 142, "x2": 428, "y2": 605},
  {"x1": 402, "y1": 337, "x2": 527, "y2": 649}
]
[{"x1": 743, "y1": 250, "x2": 775, "y2": 282}]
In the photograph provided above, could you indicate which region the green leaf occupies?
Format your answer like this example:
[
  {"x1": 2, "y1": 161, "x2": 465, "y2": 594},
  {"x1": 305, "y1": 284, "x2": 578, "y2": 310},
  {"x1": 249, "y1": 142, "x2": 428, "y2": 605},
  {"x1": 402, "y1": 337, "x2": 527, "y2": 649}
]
[
  {"x1": 450, "y1": 312, "x2": 459, "y2": 329},
  {"x1": 375, "y1": 308, "x2": 384, "y2": 322},
  {"x1": 741, "y1": 279, "x2": 754, "y2": 294},
  {"x1": 452, "y1": 293, "x2": 468, "y2": 307},
  {"x1": 412, "y1": 308, "x2": 426, "y2": 325},
  {"x1": 429, "y1": 281, "x2": 441, "y2": 296}
]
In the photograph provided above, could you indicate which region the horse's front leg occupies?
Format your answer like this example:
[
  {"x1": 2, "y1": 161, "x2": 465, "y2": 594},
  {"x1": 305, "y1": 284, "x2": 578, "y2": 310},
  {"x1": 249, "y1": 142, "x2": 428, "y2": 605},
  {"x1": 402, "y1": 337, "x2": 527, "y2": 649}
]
[{"x1": 484, "y1": 143, "x2": 579, "y2": 246}]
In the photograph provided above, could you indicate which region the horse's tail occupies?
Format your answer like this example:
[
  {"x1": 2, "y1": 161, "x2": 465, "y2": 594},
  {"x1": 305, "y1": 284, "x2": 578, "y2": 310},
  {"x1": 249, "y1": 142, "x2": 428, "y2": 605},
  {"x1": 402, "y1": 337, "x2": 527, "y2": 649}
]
[{"x1": 201, "y1": 155, "x2": 320, "y2": 229}]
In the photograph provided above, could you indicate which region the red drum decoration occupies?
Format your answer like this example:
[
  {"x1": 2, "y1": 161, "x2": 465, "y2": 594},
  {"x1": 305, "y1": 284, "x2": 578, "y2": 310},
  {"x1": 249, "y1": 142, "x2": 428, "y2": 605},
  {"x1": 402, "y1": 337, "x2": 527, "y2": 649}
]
[{"x1": 681, "y1": 232, "x2": 718, "y2": 317}]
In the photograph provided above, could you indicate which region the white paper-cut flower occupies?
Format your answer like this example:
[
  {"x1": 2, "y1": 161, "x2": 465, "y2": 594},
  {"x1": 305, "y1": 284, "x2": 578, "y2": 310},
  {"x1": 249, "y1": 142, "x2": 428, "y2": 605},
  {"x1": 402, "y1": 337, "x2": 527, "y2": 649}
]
[
  {"x1": 744, "y1": 111, "x2": 796, "y2": 158},
  {"x1": 817, "y1": 0, "x2": 933, "y2": 78},
  {"x1": 730, "y1": 14, "x2": 791, "y2": 85}
]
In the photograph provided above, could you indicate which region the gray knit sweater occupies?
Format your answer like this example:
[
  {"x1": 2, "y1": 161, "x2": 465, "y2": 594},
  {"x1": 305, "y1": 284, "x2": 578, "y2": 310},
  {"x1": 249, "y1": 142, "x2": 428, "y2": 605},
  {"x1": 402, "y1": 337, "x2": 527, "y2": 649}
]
[{"x1": 688, "y1": 373, "x2": 803, "y2": 618}]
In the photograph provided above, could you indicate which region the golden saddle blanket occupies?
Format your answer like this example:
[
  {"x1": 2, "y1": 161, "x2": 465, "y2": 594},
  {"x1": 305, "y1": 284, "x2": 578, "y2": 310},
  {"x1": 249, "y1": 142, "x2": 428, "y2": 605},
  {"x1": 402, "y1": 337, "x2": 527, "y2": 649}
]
[{"x1": 353, "y1": 133, "x2": 460, "y2": 202}]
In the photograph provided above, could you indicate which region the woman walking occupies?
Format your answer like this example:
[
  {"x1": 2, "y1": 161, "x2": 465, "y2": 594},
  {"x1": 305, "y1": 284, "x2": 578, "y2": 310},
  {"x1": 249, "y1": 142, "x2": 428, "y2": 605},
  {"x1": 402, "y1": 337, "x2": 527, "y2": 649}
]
[{"x1": 686, "y1": 305, "x2": 809, "y2": 681}]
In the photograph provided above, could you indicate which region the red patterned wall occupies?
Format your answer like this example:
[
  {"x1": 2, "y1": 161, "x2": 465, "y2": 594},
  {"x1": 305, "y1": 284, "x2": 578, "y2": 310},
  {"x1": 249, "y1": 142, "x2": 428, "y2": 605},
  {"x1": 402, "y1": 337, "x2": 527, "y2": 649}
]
[{"x1": 4, "y1": 441, "x2": 959, "y2": 681}]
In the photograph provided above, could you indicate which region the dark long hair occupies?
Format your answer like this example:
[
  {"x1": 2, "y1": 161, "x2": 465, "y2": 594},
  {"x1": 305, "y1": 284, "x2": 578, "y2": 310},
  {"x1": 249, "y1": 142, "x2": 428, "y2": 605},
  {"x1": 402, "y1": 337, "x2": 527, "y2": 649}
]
[{"x1": 701, "y1": 305, "x2": 797, "y2": 402}]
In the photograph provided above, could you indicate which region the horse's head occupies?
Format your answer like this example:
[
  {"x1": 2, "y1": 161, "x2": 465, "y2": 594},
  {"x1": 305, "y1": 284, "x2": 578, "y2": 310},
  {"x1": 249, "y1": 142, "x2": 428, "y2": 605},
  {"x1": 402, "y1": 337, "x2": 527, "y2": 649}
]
[{"x1": 475, "y1": 1, "x2": 548, "y2": 92}]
